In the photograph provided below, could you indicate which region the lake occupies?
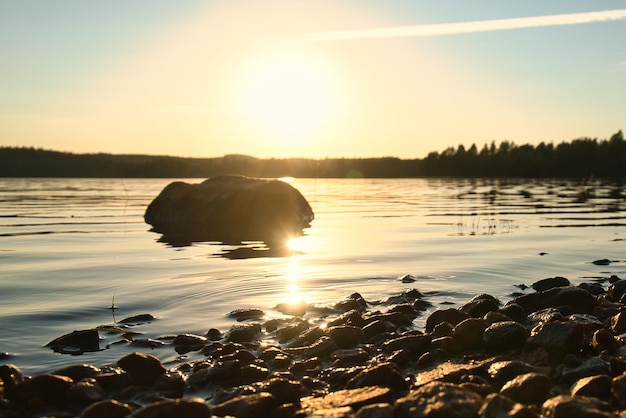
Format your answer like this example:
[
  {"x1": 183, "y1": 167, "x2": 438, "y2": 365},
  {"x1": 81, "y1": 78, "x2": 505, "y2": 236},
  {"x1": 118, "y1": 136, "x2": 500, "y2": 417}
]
[{"x1": 1, "y1": 177, "x2": 625, "y2": 376}]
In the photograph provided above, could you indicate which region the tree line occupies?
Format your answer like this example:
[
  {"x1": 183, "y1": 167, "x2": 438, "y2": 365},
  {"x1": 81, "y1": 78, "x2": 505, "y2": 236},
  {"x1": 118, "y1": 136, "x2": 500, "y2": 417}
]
[{"x1": 0, "y1": 130, "x2": 624, "y2": 178}]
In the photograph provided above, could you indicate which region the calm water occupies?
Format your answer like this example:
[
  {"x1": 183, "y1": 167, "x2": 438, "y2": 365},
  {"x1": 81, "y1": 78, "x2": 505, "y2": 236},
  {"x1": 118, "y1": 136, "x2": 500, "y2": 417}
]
[{"x1": 1, "y1": 177, "x2": 625, "y2": 375}]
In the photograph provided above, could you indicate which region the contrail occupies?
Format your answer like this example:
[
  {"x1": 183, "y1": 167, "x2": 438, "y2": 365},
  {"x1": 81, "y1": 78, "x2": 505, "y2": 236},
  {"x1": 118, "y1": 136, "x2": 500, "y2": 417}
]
[{"x1": 294, "y1": 9, "x2": 626, "y2": 42}]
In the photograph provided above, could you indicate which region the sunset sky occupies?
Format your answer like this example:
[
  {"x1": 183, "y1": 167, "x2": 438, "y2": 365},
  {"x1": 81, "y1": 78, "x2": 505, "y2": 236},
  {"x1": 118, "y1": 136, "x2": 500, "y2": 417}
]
[{"x1": 1, "y1": 1, "x2": 625, "y2": 159}]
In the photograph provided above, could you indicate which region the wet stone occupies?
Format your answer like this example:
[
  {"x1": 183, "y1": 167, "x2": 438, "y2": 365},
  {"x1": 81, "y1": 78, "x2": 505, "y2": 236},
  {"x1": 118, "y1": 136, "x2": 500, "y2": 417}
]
[
  {"x1": 460, "y1": 294, "x2": 500, "y2": 318},
  {"x1": 570, "y1": 374, "x2": 612, "y2": 400},
  {"x1": 532, "y1": 276, "x2": 570, "y2": 292},
  {"x1": 45, "y1": 329, "x2": 100, "y2": 354},
  {"x1": 527, "y1": 320, "x2": 585, "y2": 362},
  {"x1": 212, "y1": 392, "x2": 277, "y2": 418},
  {"x1": 560, "y1": 356, "x2": 611, "y2": 385},
  {"x1": 381, "y1": 334, "x2": 431, "y2": 356},
  {"x1": 592, "y1": 328, "x2": 620, "y2": 353},
  {"x1": 608, "y1": 279, "x2": 626, "y2": 301},
  {"x1": 451, "y1": 317, "x2": 488, "y2": 352},
  {"x1": 483, "y1": 321, "x2": 529, "y2": 353},
  {"x1": 346, "y1": 363, "x2": 408, "y2": 393},
  {"x1": 327, "y1": 326, "x2": 365, "y2": 348},
  {"x1": 133, "y1": 397, "x2": 212, "y2": 418},
  {"x1": 479, "y1": 393, "x2": 540, "y2": 418},
  {"x1": 226, "y1": 323, "x2": 262, "y2": 343},
  {"x1": 67, "y1": 378, "x2": 106, "y2": 412},
  {"x1": 53, "y1": 364, "x2": 101, "y2": 382},
  {"x1": 500, "y1": 372, "x2": 552, "y2": 405},
  {"x1": 425, "y1": 308, "x2": 470, "y2": 332},
  {"x1": 116, "y1": 352, "x2": 166, "y2": 386},
  {"x1": 395, "y1": 381, "x2": 483, "y2": 418},
  {"x1": 354, "y1": 403, "x2": 395, "y2": 418},
  {"x1": 79, "y1": 399, "x2": 132, "y2": 418},
  {"x1": 541, "y1": 395, "x2": 614, "y2": 418},
  {"x1": 487, "y1": 361, "x2": 537, "y2": 390},
  {"x1": 497, "y1": 303, "x2": 526, "y2": 323},
  {"x1": 14, "y1": 373, "x2": 74, "y2": 410},
  {"x1": 228, "y1": 308, "x2": 265, "y2": 321},
  {"x1": 0, "y1": 363, "x2": 24, "y2": 398},
  {"x1": 302, "y1": 386, "x2": 394, "y2": 412},
  {"x1": 611, "y1": 372, "x2": 626, "y2": 409}
]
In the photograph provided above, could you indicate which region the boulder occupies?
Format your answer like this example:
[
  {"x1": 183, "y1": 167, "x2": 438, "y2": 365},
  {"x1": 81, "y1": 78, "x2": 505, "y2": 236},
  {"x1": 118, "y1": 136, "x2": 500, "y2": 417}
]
[{"x1": 144, "y1": 175, "x2": 314, "y2": 244}]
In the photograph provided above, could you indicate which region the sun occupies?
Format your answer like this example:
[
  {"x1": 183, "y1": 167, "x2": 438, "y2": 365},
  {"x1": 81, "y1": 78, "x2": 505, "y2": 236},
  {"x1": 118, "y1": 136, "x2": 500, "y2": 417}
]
[{"x1": 242, "y1": 55, "x2": 336, "y2": 139}]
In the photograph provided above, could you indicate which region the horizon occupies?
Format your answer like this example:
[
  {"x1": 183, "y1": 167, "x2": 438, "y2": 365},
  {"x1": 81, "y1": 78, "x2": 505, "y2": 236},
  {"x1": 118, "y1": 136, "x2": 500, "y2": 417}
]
[{"x1": 1, "y1": 1, "x2": 625, "y2": 159}]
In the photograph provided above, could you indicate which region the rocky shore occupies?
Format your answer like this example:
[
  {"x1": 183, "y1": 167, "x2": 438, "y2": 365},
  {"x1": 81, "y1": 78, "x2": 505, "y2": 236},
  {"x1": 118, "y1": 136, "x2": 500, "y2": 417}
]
[{"x1": 2, "y1": 274, "x2": 626, "y2": 418}]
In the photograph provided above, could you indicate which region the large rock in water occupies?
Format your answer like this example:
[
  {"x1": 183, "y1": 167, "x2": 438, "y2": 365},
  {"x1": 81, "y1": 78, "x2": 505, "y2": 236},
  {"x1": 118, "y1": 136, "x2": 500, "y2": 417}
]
[{"x1": 144, "y1": 176, "x2": 314, "y2": 244}]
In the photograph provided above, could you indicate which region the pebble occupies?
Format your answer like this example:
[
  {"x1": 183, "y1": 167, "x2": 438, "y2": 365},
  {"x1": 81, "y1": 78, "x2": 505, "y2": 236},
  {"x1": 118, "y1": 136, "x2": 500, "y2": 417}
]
[{"x1": 4, "y1": 274, "x2": 626, "y2": 417}]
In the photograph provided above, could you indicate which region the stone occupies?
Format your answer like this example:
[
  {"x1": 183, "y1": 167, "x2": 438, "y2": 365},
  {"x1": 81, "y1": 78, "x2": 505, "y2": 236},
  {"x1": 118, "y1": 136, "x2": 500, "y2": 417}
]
[
  {"x1": 45, "y1": 329, "x2": 100, "y2": 354},
  {"x1": 226, "y1": 323, "x2": 262, "y2": 343},
  {"x1": 116, "y1": 352, "x2": 166, "y2": 386},
  {"x1": 571, "y1": 374, "x2": 612, "y2": 400},
  {"x1": 228, "y1": 308, "x2": 265, "y2": 321},
  {"x1": 527, "y1": 308, "x2": 563, "y2": 325},
  {"x1": 612, "y1": 372, "x2": 626, "y2": 408},
  {"x1": 527, "y1": 321, "x2": 584, "y2": 361},
  {"x1": 346, "y1": 363, "x2": 408, "y2": 393},
  {"x1": 133, "y1": 397, "x2": 212, "y2": 418},
  {"x1": 118, "y1": 313, "x2": 156, "y2": 324},
  {"x1": 0, "y1": 363, "x2": 24, "y2": 399},
  {"x1": 541, "y1": 395, "x2": 614, "y2": 418},
  {"x1": 327, "y1": 326, "x2": 365, "y2": 348},
  {"x1": 483, "y1": 321, "x2": 529, "y2": 353},
  {"x1": 79, "y1": 399, "x2": 133, "y2": 418},
  {"x1": 487, "y1": 361, "x2": 537, "y2": 390},
  {"x1": 301, "y1": 386, "x2": 394, "y2": 412},
  {"x1": 212, "y1": 392, "x2": 277, "y2": 418},
  {"x1": 532, "y1": 277, "x2": 570, "y2": 292},
  {"x1": 460, "y1": 294, "x2": 500, "y2": 317},
  {"x1": 144, "y1": 175, "x2": 314, "y2": 244},
  {"x1": 426, "y1": 308, "x2": 470, "y2": 332},
  {"x1": 484, "y1": 311, "x2": 513, "y2": 324},
  {"x1": 13, "y1": 373, "x2": 74, "y2": 410},
  {"x1": 67, "y1": 378, "x2": 106, "y2": 412},
  {"x1": 355, "y1": 403, "x2": 395, "y2": 418},
  {"x1": 381, "y1": 334, "x2": 431, "y2": 356},
  {"x1": 362, "y1": 320, "x2": 387, "y2": 339},
  {"x1": 560, "y1": 356, "x2": 611, "y2": 385},
  {"x1": 608, "y1": 279, "x2": 626, "y2": 301},
  {"x1": 497, "y1": 303, "x2": 526, "y2": 323},
  {"x1": 276, "y1": 321, "x2": 309, "y2": 343},
  {"x1": 500, "y1": 372, "x2": 552, "y2": 405},
  {"x1": 512, "y1": 286, "x2": 597, "y2": 315},
  {"x1": 395, "y1": 381, "x2": 482, "y2": 418},
  {"x1": 592, "y1": 328, "x2": 620, "y2": 353},
  {"x1": 611, "y1": 311, "x2": 626, "y2": 333},
  {"x1": 172, "y1": 333, "x2": 207, "y2": 352},
  {"x1": 451, "y1": 318, "x2": 488, "y2": 351},
  {"x1": 367, "y1": 312, "x2": 413, "y2": 327},
  {"x1": 328, "y1": 309, "x2": 365, "y2": 328},
  {"x1": 578, "y1": 282, "x2": 606, "y2": 295},
  {"x1": 479, "y1": 393, "x2": 540, "y2": 418},
  {"x1": 256, "y1": 377, "x2": 303, "y2": 405},
  {"x1": 53, "y1": 364, "x2": 101, "y2": 382},
  {"x1": 305, "y1": 336, "x2": 339, "y2": 359}
]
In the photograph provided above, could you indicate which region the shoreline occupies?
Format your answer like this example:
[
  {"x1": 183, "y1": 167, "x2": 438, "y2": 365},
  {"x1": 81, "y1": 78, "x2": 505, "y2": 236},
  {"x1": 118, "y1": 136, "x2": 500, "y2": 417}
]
[{"x1": 2, "y1": 275, "x2": 626, "y2": 417}]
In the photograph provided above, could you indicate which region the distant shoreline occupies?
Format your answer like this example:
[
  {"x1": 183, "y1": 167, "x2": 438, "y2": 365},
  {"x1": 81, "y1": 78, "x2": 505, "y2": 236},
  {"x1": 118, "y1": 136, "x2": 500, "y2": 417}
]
[{"x1": 1, "y1": 130, "x2": 624, "y2": 178}]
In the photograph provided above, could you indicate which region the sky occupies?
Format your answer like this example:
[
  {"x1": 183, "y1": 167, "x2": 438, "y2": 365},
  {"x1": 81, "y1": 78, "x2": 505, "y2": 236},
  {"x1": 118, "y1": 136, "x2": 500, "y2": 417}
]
[{"x1": 1, "y1": 1, "x2": 625, "y2": 159}]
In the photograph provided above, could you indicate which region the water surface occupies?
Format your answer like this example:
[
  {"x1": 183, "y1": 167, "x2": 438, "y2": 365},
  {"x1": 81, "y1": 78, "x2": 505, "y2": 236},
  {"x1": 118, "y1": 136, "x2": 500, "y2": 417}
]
[{"x1": 1, "y1": 177, "x2": 625, "y2": 375}]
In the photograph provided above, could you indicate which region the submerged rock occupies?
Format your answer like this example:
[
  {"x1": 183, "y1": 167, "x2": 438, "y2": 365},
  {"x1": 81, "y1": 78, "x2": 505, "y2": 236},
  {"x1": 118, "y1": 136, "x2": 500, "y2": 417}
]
[{"x1": 45, "y1": 329, "x2": 100, "y2": 354}]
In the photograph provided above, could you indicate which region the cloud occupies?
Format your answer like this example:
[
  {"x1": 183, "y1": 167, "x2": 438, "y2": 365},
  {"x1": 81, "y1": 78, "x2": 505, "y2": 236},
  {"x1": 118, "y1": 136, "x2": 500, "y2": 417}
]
[{"x1": 294, "y1": 9, "x2": 626, "y2": 41}]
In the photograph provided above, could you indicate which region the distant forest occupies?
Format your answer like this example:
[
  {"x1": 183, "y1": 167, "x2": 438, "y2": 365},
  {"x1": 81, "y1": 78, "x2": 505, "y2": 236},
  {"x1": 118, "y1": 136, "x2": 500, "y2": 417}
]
[{"x1": 1, "y1": 130, "x2": 624, "y2": 178}]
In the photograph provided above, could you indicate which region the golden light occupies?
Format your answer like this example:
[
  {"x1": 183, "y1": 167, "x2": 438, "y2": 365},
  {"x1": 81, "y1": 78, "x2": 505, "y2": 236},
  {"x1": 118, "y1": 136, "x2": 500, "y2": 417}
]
[{"x1": 242, "y1": 54, "x2": 336, "y2": 140}]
